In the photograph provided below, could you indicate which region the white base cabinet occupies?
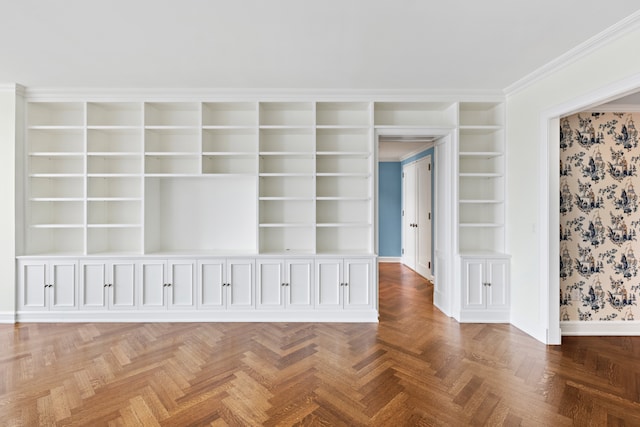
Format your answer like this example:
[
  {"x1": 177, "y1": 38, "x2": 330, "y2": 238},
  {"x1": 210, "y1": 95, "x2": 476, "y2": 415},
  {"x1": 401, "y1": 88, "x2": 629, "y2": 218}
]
[
  {"x1": 139, "y1": 259, "x2": 197, "y2": 310},
  {"x1": 198, "y1": 258, "x2": 254, "y2": 310},
  {"x1": 315, "y1": 258, "x2": 374, "y2": 310},
  {"x1": 18, "y1": 260, "x2": 77, "y2": 311},
  {"x1": 80, "y1": 260, "x2": 136, "y2": 310},
  {"x1": 460, "y1": 255, "x2": 509, "y2": 322},
  {"x1": 17, "y1": 256, "x2": 377, "y2": 322},
  {"x1": 257, "y1": 259, "x2": 314, "y2": 310}
]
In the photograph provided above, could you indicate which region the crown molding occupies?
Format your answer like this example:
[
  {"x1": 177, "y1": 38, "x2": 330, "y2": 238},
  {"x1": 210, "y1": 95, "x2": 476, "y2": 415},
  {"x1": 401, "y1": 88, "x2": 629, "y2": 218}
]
[
  {"x1": 0, "y1": 83, "x2": 25, "y2": 95},
  {"x1": 504, "y1": 10, "x2": 640, "y2": 96},
  {"x1": 22, "y1": 87, "x2": 505, "y2": 102}
]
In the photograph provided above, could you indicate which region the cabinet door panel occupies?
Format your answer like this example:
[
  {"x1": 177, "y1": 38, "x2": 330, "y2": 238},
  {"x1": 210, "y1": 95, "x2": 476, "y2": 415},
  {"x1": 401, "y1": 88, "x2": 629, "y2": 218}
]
[
  {"x1": 21, "y1": 263, "x2": 47, "y2": 309},
  {"x1": 287, "y1": 260, "x2": 313, "y2": 308},
  {"x1": 257, "y1": 260, "x2": 284, "y2": 308},
  {"x1": 140, "y1": 262, "x2": 165, "y2": 308},
  {"x1": 199, "y1": 260, "x2": 225, "y2": 308},
  {"x1": 169, "y1": 261, "x2": 196, "y2": 309},
  {"x1": 462, "y1": 259, "x2": 485, "y2": 309},
  {"x1": 316, "y1": 259, "x2": 342, "y2": 309},
  {"x1": 228, "y1": 260, "x2": 254, "y2": 309},
  {"x1": 81, "y1": 262, "x2": 107, "y2": 309},
  {"x1": 486, "y1": 259, "x2": 509, "y2": 309},
  {"x1": 345, "y1": 259, "x2": 371, "y2": 308},
  {"x1": 51, "y1": 262, "x2": 76, "y2": 310},
  {"x1": 111, "y1": 262, "x2": 136, "y2": 309}
]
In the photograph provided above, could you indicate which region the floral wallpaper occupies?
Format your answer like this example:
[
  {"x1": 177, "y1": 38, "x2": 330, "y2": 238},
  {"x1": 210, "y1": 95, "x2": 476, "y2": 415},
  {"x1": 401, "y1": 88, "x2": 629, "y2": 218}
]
[{"x1": 560, "y1": 112, "x2": 640, "y2": 322}]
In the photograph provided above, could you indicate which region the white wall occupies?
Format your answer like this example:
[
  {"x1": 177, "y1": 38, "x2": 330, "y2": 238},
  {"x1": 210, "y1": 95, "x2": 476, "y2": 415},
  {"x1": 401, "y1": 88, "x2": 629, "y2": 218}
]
[
  {"x1": 507, "y1": 26, "x2": 640, "y2": 343},
  {"x1": 0, "y1": 86, "x2": 17, "y2": 321}
]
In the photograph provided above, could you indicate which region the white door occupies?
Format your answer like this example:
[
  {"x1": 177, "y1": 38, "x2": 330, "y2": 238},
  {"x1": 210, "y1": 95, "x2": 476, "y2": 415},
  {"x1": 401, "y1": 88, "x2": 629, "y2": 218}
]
[
  {"x1": 416, "y1": 156, "x2": 432, "y2": 278},
  {"x1": 110, "y1": 261, "x2": 136, "y2": 310},
  {"x1": 462, "y1": 258, "x2": 486, "y2": 310},
  {"x1": 315, "y1": 259, "x2": 343, "y2": 309},
  {"x1": 19, "y1": 261, "x2": 48, "y2": 310},
  {"x1": 344, "y1": 259, "x2": 372, "y2": 309},
  {"x1": 168, "y1": 260, "x2": 196, "y2": 310},
  {"x1": 402, "y1": 162, "x2": 417, "y2": 270},
  {"x1": 49, "y1": 261, "x2": 77, "y2": 310},
  {"x1": 198, "y1": 259, "x2": 226, "y2": 309},
  {"x1": 286, "y1": 259, "x2": 313, "y2": 309},
  {"x1": 80, "y1": 261, "x2": 108, "y2": 310},
  {"x1": 227, "y1": 259, "x2": 254, "y2": 309},
  {"x1": 139, "y1": 261, "x2": 166, "y2": 309},
  {"x1": 257, "y1": 259, "x2": 285, "y2": 309},
  {"x1": 486, "y1": 259, "x2": 509, "y2": 310}
]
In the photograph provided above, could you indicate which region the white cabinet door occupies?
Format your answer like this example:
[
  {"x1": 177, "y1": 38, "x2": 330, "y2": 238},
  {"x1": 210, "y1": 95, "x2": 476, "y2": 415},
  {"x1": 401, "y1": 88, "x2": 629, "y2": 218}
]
[
  {"x1": 18, "y1": 260, "x2": 77, "y2": 311},
  {"x1": 139, "y1": 260, "x2": 166, "y2": 309},
  {"x1": 344, "y1": 258, "x2": 372, "y2": 309},
  {"x1": 256, "y1": 259, "x2": 285, "y2": 309},
  {"x1": 19, "y1": 261, "x2": 48, "y2": 310},
  {"x1": 461, "y1": 257, "x2": 510, "y2": 312},
  {"x1": 462, "y1": 258, "x2": 486, "y2": 310},
  {"x1": 257, "y1": 258, "x2": 313, "y2": 310},
  {"x1": 286, "y1": 259, "x2": 313, "y2": 309},
  {"x1": 168, "y1": 260, "x2": 196, "y2": 310},
  {"x1": 315, "y1": 259, "x2": 343, "y2": 309},
  {"x1": 80, "y1": 260, "x2": 136, "y2": 310},
  {"x1": 110, "y1": 261, "x2": 136, "y2": 310},
  {"x1": 486, "y1": 258, "x2": 509, "y2": 310},
  {"x1": 227, "y1": 259, "x2": 254, "y2": 309},
  {"x1": 198, "y1": 259, "x2": 226, "y2": 309},
  {"x1": 49, "y1": 261, "x2": 77, "y2": 310},
  {"x1": 80, "y1": 261, "x2": 108, "y2": 310}
]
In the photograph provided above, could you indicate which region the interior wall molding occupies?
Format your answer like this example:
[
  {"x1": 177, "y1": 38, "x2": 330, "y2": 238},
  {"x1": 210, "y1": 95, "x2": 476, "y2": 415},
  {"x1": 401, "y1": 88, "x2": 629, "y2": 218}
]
[
  {"x1": 0, "y1": 83, "x2": 24, "y2": 95},
  {"x1": 504, "y1": 10, "x2": 640, "y2": 96},
  {"x1": 22, "y1": 87, "x2": 505, "y2": 102},
  {"x1": 0, "y1": 312, "x2": 16, "y2": 324},
  {"x1": 561, "y1": 321, "x2": 640, "y2": 336}
]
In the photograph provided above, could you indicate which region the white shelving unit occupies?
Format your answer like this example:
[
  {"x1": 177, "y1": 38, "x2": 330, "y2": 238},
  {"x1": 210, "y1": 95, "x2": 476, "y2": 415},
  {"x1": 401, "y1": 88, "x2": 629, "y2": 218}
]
[
  {"x1": 18, "y1": 96, "x2": 506, "y2": 323},
  {"x1": 458, "y1": 102, "x2": 506, "y2": 254}
]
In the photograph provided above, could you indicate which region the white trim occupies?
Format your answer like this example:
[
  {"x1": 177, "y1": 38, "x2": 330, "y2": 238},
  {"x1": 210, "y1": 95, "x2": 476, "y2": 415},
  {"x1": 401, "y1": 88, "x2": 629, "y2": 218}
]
[
  {"x1": 0, "y1": 312, "x2": 16, "y2": 323},
  {"x1": 583, "y1": 104, "x2": 640, "y2": 113},
  {"x1": 378, "y1": 257, "x2": 401, "y2": 263},
  {"x1": 562, "y1": 321, "x2": 640, "y2": 336},
  {"x1": 24, "y1": 87, "x2": 506, "y2": 102},
  {"x1": 540, "y1": 72, "x2": 640, "y2": 345},
  {"x1": 399, "y1": 143, "x2": 435, "y2": 162},
  {"x1": 458, "y1": 310, "x2": 510, "y2": 323},
  {"x1": 15, "y1": 310, "x2": 379, "y2": 323},
  {"x1": 505, "y1": 10, "x2": 640, "y2": 96}
]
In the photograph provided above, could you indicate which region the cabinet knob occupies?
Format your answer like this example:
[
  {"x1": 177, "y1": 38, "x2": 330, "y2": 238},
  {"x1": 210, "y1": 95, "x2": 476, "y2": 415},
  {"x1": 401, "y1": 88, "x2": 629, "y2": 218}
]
[
  {"x1": 282, "y1": 283, "x2": 286, "y2": 287},
  {"x1": 104, "y1": 284, "x2": 108, "y2": 288}
]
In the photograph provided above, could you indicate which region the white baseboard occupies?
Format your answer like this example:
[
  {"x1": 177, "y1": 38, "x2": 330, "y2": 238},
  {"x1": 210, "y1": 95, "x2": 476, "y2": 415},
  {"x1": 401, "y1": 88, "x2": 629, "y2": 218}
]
[
  {"x1": 378, "y1": 257, "x2": 401, "y2": 263},
  {"x1": 0, "y1": 312, "x2": 16, "y2": 323},
  {"x1": 561, "y1": 321, "x2": 640, "y2": 336},
  {"x1": 15, "y1": 310, "x2": 379, "y2": 323},
  {"x1": 458, "y1": 310, "x2": 510, "y2": 323}
]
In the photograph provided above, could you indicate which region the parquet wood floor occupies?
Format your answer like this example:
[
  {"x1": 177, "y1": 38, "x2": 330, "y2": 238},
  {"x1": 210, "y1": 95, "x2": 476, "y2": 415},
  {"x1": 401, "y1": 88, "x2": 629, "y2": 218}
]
[{"x1": 1, "y1": 263, "x2": 640, "y2": 426}]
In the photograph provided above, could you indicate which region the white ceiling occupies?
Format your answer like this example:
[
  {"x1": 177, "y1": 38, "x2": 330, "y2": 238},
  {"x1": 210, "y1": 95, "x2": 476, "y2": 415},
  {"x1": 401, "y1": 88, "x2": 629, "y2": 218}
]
[{"x1": 2, "y1": 1, "x2": 640, "y2": 91}]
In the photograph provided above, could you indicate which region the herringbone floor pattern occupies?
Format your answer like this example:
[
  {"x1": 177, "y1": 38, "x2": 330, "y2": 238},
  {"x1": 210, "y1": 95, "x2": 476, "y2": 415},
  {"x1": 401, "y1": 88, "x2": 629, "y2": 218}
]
[{"x1": 1, "y1": 263, "x2": 639, "y2": 426}]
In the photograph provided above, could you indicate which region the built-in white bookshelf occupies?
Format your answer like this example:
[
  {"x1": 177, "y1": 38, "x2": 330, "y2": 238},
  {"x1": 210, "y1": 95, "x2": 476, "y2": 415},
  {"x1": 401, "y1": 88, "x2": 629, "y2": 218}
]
[
  {"x1": 374, "y1": 102, "x2": 457, "y2": 127},
  {"x1": 23, "y1": 98, "x2": 505, "y2": 258},
  {"x1": 458, "y1": 102, "x2": 505, "y2": 254}
]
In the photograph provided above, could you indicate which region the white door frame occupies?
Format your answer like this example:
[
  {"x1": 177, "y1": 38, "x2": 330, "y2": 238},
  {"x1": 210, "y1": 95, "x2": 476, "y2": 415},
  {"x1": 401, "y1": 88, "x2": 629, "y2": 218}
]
[
  {"x1": 540, "y1": 73, "x2": 640, "y2": 344},
  {"x1": 375, "y1": 128, "x2": 456, "y2": 317}
]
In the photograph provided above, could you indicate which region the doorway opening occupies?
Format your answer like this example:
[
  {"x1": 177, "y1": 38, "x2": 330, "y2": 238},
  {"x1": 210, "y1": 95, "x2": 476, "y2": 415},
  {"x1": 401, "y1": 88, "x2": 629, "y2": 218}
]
[{"x1": 376, "y1": 129, "x2": 455, "y2": 317}]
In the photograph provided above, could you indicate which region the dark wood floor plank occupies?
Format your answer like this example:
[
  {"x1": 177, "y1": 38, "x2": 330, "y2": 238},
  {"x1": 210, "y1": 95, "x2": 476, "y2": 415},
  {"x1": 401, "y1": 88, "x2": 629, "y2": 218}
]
[{"x1": 1, "y1": 262, "x2": 639, "y2": 425}]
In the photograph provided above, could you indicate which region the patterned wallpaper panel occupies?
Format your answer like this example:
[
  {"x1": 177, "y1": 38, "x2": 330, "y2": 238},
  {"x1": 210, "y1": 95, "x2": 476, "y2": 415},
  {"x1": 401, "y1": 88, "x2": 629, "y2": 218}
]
[{"x1": 560, "y1": 112, "x2": 639, "y2": 322}]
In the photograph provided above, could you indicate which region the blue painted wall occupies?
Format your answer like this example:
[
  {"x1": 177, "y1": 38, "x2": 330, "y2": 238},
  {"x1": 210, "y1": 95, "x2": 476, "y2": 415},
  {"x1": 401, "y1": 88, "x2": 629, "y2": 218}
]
[
  {"x1": 378, "y1": 162, "x2": 402, "y2": 256},
  {"x1": 378, "y1": 147, "x2": 435, "y2": 261}
]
